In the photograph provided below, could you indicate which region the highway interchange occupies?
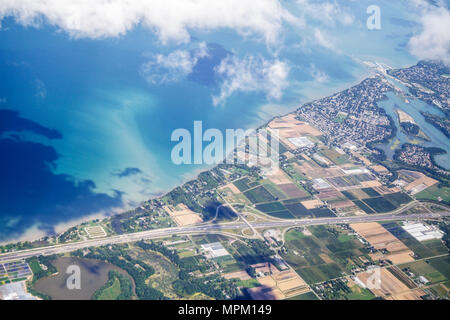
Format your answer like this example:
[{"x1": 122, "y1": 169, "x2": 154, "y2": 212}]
[{"x1": 1, "y1": 210, "x2": 448, "y2": 263}]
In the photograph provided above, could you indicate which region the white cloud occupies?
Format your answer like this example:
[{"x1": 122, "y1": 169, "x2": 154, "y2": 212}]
[
  {"x1": 296, "y1": 0, "x2": 355, "y2": 26},
  {"x1": 309, "y1": 64, "x2": 329, "y2": 83},
  {"x1": 213, "y1": 55, "x2": 289, "y2": 106},
  {"x1": 409, "y1": 6, "x2": 450, "y2": 65},
  {"x1": 313, "y1": 28, "x2": 335, "y2": 50},
  {"x1": 140, "y1": 42, "x2": 209, "y2": 84},
  {"x1": 0, "y1": 0, "x2": 298, "y2": 44}
]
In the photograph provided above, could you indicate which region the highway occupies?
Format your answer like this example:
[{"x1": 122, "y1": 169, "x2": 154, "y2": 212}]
[{"x1": 0, "y1": 211, "x2": 448, "y2": 263}]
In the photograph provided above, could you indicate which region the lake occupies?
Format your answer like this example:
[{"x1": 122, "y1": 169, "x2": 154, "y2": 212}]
[{"x1": 34, "y1": 256, "x2": 134, "y2": 300}]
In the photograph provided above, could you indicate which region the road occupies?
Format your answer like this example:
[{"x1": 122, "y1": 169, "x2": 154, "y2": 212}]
[{"x1": 0, "y1": 211, "x2": 448, "y2": 263}]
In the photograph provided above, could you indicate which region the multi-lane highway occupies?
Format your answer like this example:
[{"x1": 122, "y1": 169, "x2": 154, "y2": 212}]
[{"x1": 0, "y1": 211, "x2": 448, "y2": 263}]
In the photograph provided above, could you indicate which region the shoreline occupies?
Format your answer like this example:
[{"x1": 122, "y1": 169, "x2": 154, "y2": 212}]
[{"x1": 0, "y1": 62, "x2": 397, "y2": 246}]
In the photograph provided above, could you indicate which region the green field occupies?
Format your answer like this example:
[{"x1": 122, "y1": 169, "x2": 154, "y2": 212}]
[
  {"x1": 342, "y1": 191, "x2": 357, "y2": 200},
  {"x1": 296, "y1": 264, "x2": 343, "y2": 284},
  {"x1": 284, "y1": 229, "x2": 307, "y2": 242},
  {"x1": 284, "y1": 203, "x2": 312, "y2": 218},
  {"x1": 243, "y1": 185, "x2": 276, "y2": 204},
  {"x1": 362, "y1": 197, "x2": 396, "y2": 213},
  {"x1": 346, "y1": 286, "x2": 375, "y2": 300},
  {"x1": 416, "y1": 185, "x2": 450, "y2": 203},
  {"x1": 235, "y1": 278, "x2": 261, "y2": 289},
  {"x1": 400, "y1": 256, "x2": 450, "y2": 284},
  {"x1": 286, "y1": 291, "x2": 318, "y2": 300},
  {"x1": 95, "y1": 277, "x2": 121, "y2": 300},
  {"x1": 255, "y1": 202, "x2": 286, "y2": 213},
  {"x1": 384, "y1": 192, "x2": 413, "y2": 207},
  {"x1": 320, "y1": 148, "x2": 350, "y2": 165},
  {"x1": 266, "y1": 210, "x2": 295, "y2": 219},
  {"x1": 281, "y1": 226, "x2": 367, "y2": 284},
  {"x1": 352, "y1": 200, "x2": 375, "y2": 214},
  {"x1": 233, "y1": 178, "x2": 251, "y2": 192},
  {"x1": 262, "y1": 182, "x2": 288, "y2": 200},
  {"x1": 361, "y1": 187, "x2": 381, "y2": 197},
  {"x1": 427, "y1": 256, "x2": 450, "y2": 279}
]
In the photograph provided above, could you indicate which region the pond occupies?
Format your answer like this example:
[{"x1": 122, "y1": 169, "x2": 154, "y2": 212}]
[{"x1": 34, "y1": 256, "x2": 134, "y2": 300}]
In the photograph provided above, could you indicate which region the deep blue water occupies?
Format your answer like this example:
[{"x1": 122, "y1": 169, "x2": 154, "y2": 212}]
[{"x1": 0, "y1": 1, "x2": 436, "y2": 241}]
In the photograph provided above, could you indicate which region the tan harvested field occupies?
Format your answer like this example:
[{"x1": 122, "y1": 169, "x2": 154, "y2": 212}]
[
  {"x1": 278, "y1": 183, "x2": 309, "y2": 198},
  {"x1": 273, "y1": 270, "x2": 309, "y2": 297},
  {"x1": 352, "y1": 209, "x2": 368, "y2": 216},
  {"x1": 346, "y1": 188, "x2": 370, "y2": 199},
  {"x1": 248, "y1": 269, "x2": 310, "y2": 300},
  {"x1": 219, "y1": 183, "x2": 241, "y2": 195},
  {"x1": 267, "y1": 115, "x2": 322, "y2": 150},
  {"x1": 266, "y1": 167, "x2": 292, "y2": 185},
  {"x1": 317, "y1": 189, "x2": 345, "y2": 201},
  {"x1": 353, "y1": 153, "x2": 372, "y2": 166},
  {"x1": 386, "y1": 289, "x2": 426, "y2": 300},
  {"x1": 164, "y1": 204, "x2": 203, "y2": 226},
  {"x1": 356, "y1": 268, "x2": 422, "y2": 300},
  {"x1": 360, "y1": 180, "x2": 382, "y2": 188},
  {"x1": 268, "y1": 114, "x2": 323, "y2": 136},
  {"x1": 248, "y1": 277, "x2": 285, "y2": 300},
  {"x1": 222, "y1": 270, "x2": 251, "y2": 281},
  {"x1": 293, "y1": 162, "x2": 340, "y2": 179},
  {"x1": 329, "y1": 200, "x2": 355, "y2": 209},
  {"x1": 371, "y1": 165, "x2": 389, "y2": 173},
  {"x1": 404, "y1": 173, "x2": 438, "y2": 195},
  {"x1": 350, "y1": 222, "x2": 414, "y2": 264},
  {"x1": 373, "y1": 185, "x2": 397, "y2": 195},
  {"x1": 301, "y1": 199, "x2": 324, "y2": 209},
  {"x1": 319, "y1": 253, "x2": 334, "y2": 264}
]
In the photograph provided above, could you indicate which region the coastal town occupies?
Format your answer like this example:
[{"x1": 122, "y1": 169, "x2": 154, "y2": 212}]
[{"x1": 0, "y1": 61, "x2": 449, "y2": 301}]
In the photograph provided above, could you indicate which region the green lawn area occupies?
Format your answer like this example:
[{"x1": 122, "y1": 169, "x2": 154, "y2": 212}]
[
  {"x1": 338, "y1": 234, "x2": 352, "y2": 243},
  {"x1": 95, "y1": 277, "x2": 121, "y2": 300},
  {"x1": 346, "y1": 286, "x2": 375, "y2": 300},
  {"x1": 236, "y1": 278, "x2": 261, "y2": 289},
  {"x1": 28, "y1": 260, "x2": 43, "y2": 274},
  {"x1": 416, "y1": 185, "x2": 450, "y2": 202},
  {"x1": 243, "y1": 185, "x2": 276, "y2": 204},
  {"x1": 262, "y1": 182, "x2": 288, "y2": 200},
  {"x1": 284, "y1": 229, "x2": 307, "y2": 242},
  {"x1": 286, "y1": 291, "x2": 318, "y2": 300},
  {"x1": 320, "y1": 148, "x2": 350, "y2": 165},
  {"x1": 427, "y1": 256, "x2": 450, "y2": 279},
  {"x1": 399, "y1": 260, "x2": 446, "y2": 284}
]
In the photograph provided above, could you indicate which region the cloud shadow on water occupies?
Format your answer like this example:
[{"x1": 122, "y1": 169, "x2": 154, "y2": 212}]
[{"x1": 0, "y1": 109, "x2": 123, "y2": 241}]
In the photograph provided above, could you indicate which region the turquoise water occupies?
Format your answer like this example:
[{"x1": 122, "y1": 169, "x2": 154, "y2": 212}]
[{"x1": 0, "y1": 1, "x2": 438, "y2": 241}]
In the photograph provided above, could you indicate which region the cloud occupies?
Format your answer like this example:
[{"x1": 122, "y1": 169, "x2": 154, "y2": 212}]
[
  {"x1": 213, "y1": 55, "x2": 289, "y2": 106},
  {"x1": 140, "y1": 42, "x2": 209, "y2": 84},
  {"x1": 408, "y1": 6, "x2": 450, "y2": 65},
  {"x1": 309, "y1": 64, "x2": 329, "y2": 83},
  {"x1": 313, "y1": 28, "x2": 335, "y2": 50},
  {"x1": 0, "y1": 0, "x2": 298, "y2": 44},
  {"x1": 296, "y1": 0, "x2": 355, "y2": 26}
]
